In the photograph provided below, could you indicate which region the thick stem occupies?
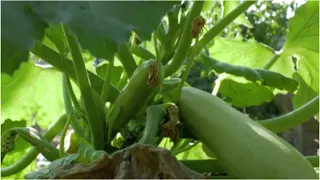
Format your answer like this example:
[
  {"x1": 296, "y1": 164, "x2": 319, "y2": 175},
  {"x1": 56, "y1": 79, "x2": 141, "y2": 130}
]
[
  {"x1": 260, "y1": 96, "x2": 319, "y2": 133},
  {"x1": 196, "y1": 1, "x2": 257, "y2": 53},
  {"x1": 62, "y1": 73, "x2": 86, "y2": 140},
  {"x1": 138, "y1": 105, "x2": 166, "y2": 145},
  {"x1": 164, "y1": 1, "x2": 204, "y2": 78},
  {"x1": 62, "y1": 24, "x2": 104, "y2": 150},
  {"x1": 178, "y1": 38, "x2": 200, "y2": 94}
]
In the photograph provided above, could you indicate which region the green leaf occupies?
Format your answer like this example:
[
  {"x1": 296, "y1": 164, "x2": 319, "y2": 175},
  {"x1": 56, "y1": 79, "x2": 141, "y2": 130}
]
[
  {"x1": 176, "y1": 142, "x2": 213, "y2": 160},
  {"x1": 45, "y1": 24, "x2": 67, "y2": 54},
  {"x1": 223, "y1": 1, "x2": 253, "y2": 28},
  {"x1": 217, "y1": 75, "x2": 274, "y2": 107},
  {"x1": 1, "y1": 1, "x2": 48, "y2": 75},
  {"x1": 202, "y1": 0, "x2": 216, "y2": 12},
  {"x1": 278, "y1": 1, "x2": 319, "y2": 108},
  {"x1": 1, "y1": 62, "x2": 65, "y2": 129},
  {"x1": 29, "y1": 1, "x2": 180, "y2": 60},
  {"x1": 209, "y1": 37, "x2": 275, "y2": 68},
  {"x1": 292, "y1": 72, "x2": 319, "y2": 109},
  {"x1": 95, "y1": 62, "x2": 124, "y2": 85}
]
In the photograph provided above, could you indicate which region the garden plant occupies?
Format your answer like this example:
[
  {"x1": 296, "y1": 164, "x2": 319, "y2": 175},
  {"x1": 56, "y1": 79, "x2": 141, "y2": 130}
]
[{"x1": 1, "y1": 0, "x2": 319, "y2": 179}]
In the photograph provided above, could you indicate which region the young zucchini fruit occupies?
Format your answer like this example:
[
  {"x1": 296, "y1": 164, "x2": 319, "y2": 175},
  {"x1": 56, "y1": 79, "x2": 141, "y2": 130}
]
[
  {"x1": 178, "y1": 87, "x2": 318, "y2": 179},
  {"x1": 106, "y1": 59, "x2": 164, "y2": 142}
]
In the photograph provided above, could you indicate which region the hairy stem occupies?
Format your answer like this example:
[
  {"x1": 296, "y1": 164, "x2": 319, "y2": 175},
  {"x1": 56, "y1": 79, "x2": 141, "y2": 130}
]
[
  {"x1": 178, "y1": 38, "x2": 200, "y2": 94},
  {"x1": 164, "y1": 1, "x2": 204, "y2": 78},
  {"x1": 260, "y1": 96, "x2": 319, "y2": 133},
  {"x1": 1, "y1": 114, "x2": 68, "y2": 177},
  {"x1": 196, "y1": 1, "x2": 257, "y2": 53},
  {"x1": 62, "y1": 24, "x2": 104, "y2": 150}
]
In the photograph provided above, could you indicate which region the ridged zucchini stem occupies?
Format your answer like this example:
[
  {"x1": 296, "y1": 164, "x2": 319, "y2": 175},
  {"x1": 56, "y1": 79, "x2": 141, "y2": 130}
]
[{"x1": 139, "y1": 105, "x2": 166, "y2": 145}]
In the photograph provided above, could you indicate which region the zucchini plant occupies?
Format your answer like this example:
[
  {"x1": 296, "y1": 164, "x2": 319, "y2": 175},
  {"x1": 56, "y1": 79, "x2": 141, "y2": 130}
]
[{"x1": 1, "y1": 0, "x2": 319, "y2": 179}]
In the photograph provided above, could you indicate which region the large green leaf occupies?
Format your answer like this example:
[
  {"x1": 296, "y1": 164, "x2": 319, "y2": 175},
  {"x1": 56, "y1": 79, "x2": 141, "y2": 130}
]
[
  {"x1": 207, "y1": 38, "x2": 276, "y2": 106},
  {"x1": 209, "y1": 37, "x2": 275, "y2": 68},
  {"x1": 208, "y1": 1, "x2": 319, "y2": 108},
  {"x1": 278, "y1": 1, "x2": 319, "y2": 108},
  {"x1": 1, "y1": 1, "x2": 48, "y2": 75},
  {"x1": 29, "y1": 1, "x2": 180, "y2": 60},
  {"x1": 1, "y1": 62, "x2": 65, "y2": 128}
]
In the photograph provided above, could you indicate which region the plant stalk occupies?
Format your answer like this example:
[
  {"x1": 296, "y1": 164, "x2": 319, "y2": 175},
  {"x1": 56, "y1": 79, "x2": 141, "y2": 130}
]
[
  {"x1": 260, "y1": 96, "x2": 319, "y2": 133},
  {"x1": 164, "y1": 1, "x2": 204, "y2": 78},
  {"x1": 101, "y1": 57, "x2": 114, "y2": 103},
  {"x1": 196, "y1": 1, "x2": 257, "y2": 53},
  {"x1": 61, "y1": 24, "x2": 104, "y2": 150}
]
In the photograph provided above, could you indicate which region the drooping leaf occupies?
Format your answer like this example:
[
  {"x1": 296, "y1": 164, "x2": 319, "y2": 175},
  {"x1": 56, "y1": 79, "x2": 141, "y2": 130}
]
[
  {"x1": 29, "y1": 1, "x2": 180, "y2": 60},
  {"x1": 1, "y1": 1, "x2": 48, "y2": 75},
  {"x1": 223, "y1": 1, "x2": 253, "y2": 28},
  {"x1": 1, "y1": 61, "x2": 65, "y2": 129}
]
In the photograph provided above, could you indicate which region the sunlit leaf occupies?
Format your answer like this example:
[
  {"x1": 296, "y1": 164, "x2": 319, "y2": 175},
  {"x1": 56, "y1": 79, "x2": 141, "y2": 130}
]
[
  {"x1": 279, "y1": 1, "x2": 319, "y2": 108},
  {"x1": 1, "y1": 62, "x2": 65, "y2": 129}
]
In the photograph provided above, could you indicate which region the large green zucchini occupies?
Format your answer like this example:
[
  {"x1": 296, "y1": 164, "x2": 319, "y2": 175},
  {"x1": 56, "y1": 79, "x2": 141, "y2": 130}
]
[{"x1": 178, "y1": 87, "x2": 318, "y2": 179}]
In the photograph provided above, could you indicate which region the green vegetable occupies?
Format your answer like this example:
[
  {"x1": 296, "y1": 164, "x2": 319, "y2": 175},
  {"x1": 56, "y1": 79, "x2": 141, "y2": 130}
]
[
  {"x1": 106, "y1": 59, "x2": 164, "y2": 143},
  {"x1": 178, "y1": 86, "x2": 318, "y2": 179}
]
